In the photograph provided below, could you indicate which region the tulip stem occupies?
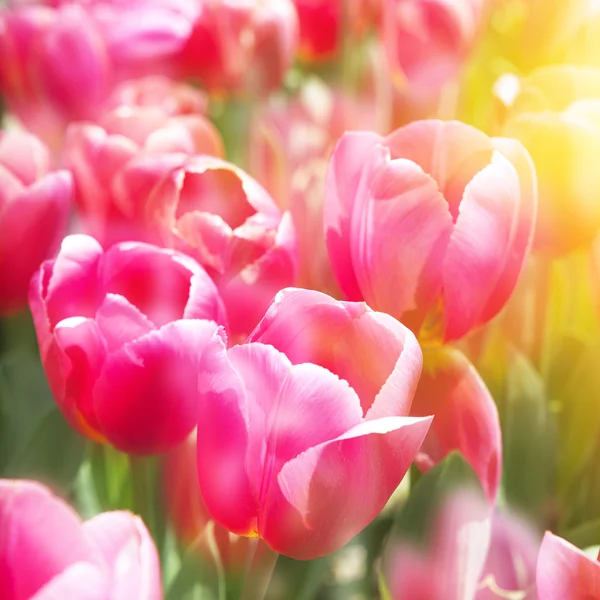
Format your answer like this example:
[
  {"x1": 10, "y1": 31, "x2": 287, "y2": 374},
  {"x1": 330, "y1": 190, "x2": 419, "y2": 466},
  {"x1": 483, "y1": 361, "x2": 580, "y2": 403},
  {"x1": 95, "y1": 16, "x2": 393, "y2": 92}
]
[
  {"x1": 129, "y1": 455, "x2": 161, "y2": 548},
  {"x1": 238, "y1": 538, "x2": 279, "y2": 600}
]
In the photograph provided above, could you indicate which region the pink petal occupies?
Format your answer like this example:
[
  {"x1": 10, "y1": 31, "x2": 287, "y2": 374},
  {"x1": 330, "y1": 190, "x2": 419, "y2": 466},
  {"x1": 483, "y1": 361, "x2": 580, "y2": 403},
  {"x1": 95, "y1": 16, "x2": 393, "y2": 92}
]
[
  {"x1": 268, "y1": 415, "x2": 432, "y2": 559},
  {"x1": 385, "y1": 120, "x2": 494, "y2": 219},
  {"x1": 349, "y1": 149, "x2": 453, "y2": 334},
  {"x1": 94, "y1": 319, "x2": 219, "y2": 454},
  {"x1": 324, "y1": 131, "x2": 384, "y2": 300},
  {"x1": 476, "y1": 137, "x2": 537, "y2": 326},
  {"x1": 0, "y1": 480, "x2": 100, "y2": 600},
  {"x1": 411, "y1": 347, "x2": 502, "y2": 502},
  {"x1": 95, "y1": 294, "x2": 155, "y2": 353},
  {"x1": 0, "y1": 130, "x2": 50, "y2": 186},
  {"x1": 83, "y1": 512, "x2": 161, "y2": 600},
  {"x1": 100, "y1": 242, "x2": 196, "y2": 328},
  {"x1": 536, "y1": 532, "x2": 600, "y2": 600},
  {"x1": 29, "y1": 563, "x2": 109, "y2": 600},
  {"x1": 442, "y1": 151, "x2": 522, "y2": 342},
  {"x1": 196, "y1": 334, "x2": 258, "y2": 536},
  {"x1": 44, "y1": 234, "x2": 103, "y2": 328},
  {"x1": 51, "y1": 316, "x2": 107, "y2": 437},
  {"x1": 0, "y1": 171, "x2": 72, "y2": 316}
]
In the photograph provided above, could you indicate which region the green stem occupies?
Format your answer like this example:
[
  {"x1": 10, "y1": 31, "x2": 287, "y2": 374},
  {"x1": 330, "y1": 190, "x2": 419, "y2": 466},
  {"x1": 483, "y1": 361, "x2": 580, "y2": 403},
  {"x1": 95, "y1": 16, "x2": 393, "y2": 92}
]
[{"x1": 239, "y1": 539, "x2": 279, "y2": 600}]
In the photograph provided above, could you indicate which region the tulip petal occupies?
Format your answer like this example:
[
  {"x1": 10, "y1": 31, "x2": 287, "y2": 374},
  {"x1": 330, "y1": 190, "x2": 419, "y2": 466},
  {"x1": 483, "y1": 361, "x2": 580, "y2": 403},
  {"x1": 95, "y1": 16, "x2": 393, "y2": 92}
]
[
  {"x1": 83, "y1": 512, "x2": 161, "y2": 600},
  {"x1": 385, "y1": 120, "x2": 494, "y2": 218},
  {"x1": 44, "y1": 234, "x2": 103, "y2": 328},
  {"x1": 94, "y1": 319, "x2": 219, "y2": 454},
  {"x1": 411, "y1": 348, "x2": 502, "y2": 502},
  {"x1": 349, "y1": 150, "x2": 453, "y2": 333},
  {"x1": 268, "y1": 415, "x2": 432, "y2": 559},
  {"x1": 29, "y1": 563, "x2": 109, "y2": 600},
  {"x1": 0, "y1": 480, "x2": 100, "y2": 600},
  {"x1": 100, "y1": 242, "x2": 195, "y2": 328},
  {"x1": 442, "y1": 152, "x2": 521, "y2": 342},
  {"x1": 0, "y1": 131, "x2": 49, "y2": 186},
  {"x1": 197, "y1": 334, "x2": 258, "y2": 536},
  {"x1": 536, "y1": 532, "x2": 600, "y2": 600},
  {"x1": 324, "y1": 131, "x2": 384, "y2": 301}
]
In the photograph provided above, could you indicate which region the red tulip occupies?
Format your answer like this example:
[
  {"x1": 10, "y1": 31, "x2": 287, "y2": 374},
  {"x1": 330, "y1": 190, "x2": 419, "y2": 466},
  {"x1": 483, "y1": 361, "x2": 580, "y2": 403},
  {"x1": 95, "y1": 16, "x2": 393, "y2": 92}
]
[
  {"x1": 65, "y1": 77, "x2": 223, "y2": 247},
  {"x1": 537, "y1": 532, "x2": 600, "y2": 599},
  {"x1": 382, "y1": 0, "x2": 486, "y2": 87},
  {"x1": 0, "y1": 479, "x2": 161, "y2": 600},
  {"x1": 116, "y1": 153, "x2": 298, "y2": 340},
  {"x1": 197, "y1": 287, "x2": 430, "y2": 559},
  {"x1": 29, "y1": 234, "x2": 225, "y2": 454},
  {"x1": 177, "y1": 0, "x2": 298, "y2": 94},
  {"x1": 411, "y1": 347, "x2": 502, "y2": 502},
  {"x1": 0, "y1": 130, "x2": 71, "y2": 316},
  {"x1": 324, "y1": 120, "x2": 537, "y2": 343}
]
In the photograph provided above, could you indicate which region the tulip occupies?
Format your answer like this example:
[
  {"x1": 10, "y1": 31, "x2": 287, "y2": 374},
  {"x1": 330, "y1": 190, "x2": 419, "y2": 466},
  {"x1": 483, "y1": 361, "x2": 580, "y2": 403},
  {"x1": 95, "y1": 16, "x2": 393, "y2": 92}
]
[
  {"x1": 250, "y1": 80, "x2": 377, "y2": 293},
  {"x1": 0, "y1": 479, "x2": 161, "y2": 600},
  {"x1": 411, "y1": 347, "x2": 502, "y2": 502},
  {"x1": 197, "y1": 287, "x2": 431, "y2": 560},
  {"x1": 324, "y1": 120, "x2": 537, "y2": 343},
  {"x1": 0, "y1": 2, "x2": 196, "y2": 148},
  {"x1": 384, "y1": 490, "x2": 539, "y2": 599},
  {"x1": 504, "y1": 65, "x2": 600, "y2": 255},
  {"x1": 29, "y1": 234, "x2": 226, "y2": 454},
  {"x1": 382, "y1": 0, "x2": 486, "y2": 88},
  {"x1": 177, "y1": 0, "x2": 298, "y2": 94},
  {"x1": 116, "y1": 153, "x2": 298, "y2": 340},
  {"x1": 65, "y1": 77, "x2": 223, "y2": 247},
  {"x1": 293, "y1": 0, "x2": 380, "y2": 62},
  {"x1": 536, "y1": 531, "x2": 600, "y2": 599},
  {"x1": 0, "y1": 130, "x2": 72, "y2": 316}
]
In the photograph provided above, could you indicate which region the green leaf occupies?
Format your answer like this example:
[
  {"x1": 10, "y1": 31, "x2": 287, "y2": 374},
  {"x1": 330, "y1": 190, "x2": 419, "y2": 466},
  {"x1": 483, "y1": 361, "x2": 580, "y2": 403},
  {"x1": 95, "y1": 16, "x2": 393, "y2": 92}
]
[
  {"x1": 0, "y1": 352, "x2": 84, "y2": 489},
  {"x1": 561, "y1": 517, "x2": 600, "y2": 550},
  {"x1": 503, "y1": 351, "x2": 556, "y2": 522}
]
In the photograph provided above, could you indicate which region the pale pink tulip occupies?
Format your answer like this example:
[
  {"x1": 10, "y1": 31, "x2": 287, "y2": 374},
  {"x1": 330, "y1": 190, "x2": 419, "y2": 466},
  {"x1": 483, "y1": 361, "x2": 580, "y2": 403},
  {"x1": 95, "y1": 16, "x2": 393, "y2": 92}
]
[
  {"x1": 324, "y1": 120, "x2": 537, "y2": 343},
  {"x1": 0, "y1": 130, "x2": 71, "y2": 316},
  {"x1": 29, "y1": 234, "x2": 225, "y2": 454},
  {"x1": 0, "y1": 479, "x2": 161, "y2": 600},
  {"x1": 197, "y1": 287, "x2": 430, "y2": 559}
]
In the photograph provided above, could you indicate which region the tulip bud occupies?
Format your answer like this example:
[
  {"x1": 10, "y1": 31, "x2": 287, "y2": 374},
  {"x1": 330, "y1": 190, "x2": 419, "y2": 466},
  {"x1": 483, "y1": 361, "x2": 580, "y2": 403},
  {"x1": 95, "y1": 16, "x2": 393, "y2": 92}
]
[
  {"x1": 177, "y1": 0, "x2": 298, "y2": 95},
  {"x1": 411, "y1": 347, "x2": 502, "y2": 502},
  {"x1": 116, "y1": 154, "x2": 298, "y2": 340},
  {"x1": 324, "y1": 120, "x2": 537, "y2": 343},
  {"x1": 29, "y1": 234, "x2": 226, "y2": 454},
  {"x1": 0, "y1": 479, "x2": 161, "y2": 599},
  {"x1": 504, "y1": 65, "x2": 600, "y2": 255},
  {"x1": 382, "y1": 0, "x2": 486, "y2": 87},
  {"x1": 197, "y1": 287, "x2": 431, "y2": 559},
  {"x1": 0, "y1": 130, "x2": 71, "y2": 316}
]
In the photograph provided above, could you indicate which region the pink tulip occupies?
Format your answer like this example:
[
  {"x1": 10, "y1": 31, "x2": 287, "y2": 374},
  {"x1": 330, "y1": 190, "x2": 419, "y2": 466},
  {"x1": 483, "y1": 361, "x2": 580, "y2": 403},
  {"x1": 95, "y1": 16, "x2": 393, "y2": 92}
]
[
  {"x1": 65, "y1": 77, "x2": 223, "y2": 247},
  {"x1": 0, "y1": 130, "x2": 72, "y2": 316},
  {"x1": 385, "y1": 491, "x2": 539, "y2": 600},
  {"x1": 177, "y1": 0, "x2": 298, "y2": 94},
  {"x1": 250, "y1": 82, "x2": 377, "y2": 293},
  {"x1": 197, "y1": 287, "x2": 431, "y2": 559},
  {"x1": 382, "y1": 0, "x2": 486, "y2": 87},
  {"x1": 325, "y1": 120, "x2": 537, "y2": 343},
  {"x1": 116, "y1": 153, "x2": 298, "y2": 340},
  {"x1": 0, "y1": 2, "x2": 196, "y2": 148},
  {"x1": 411, "y1": 347, "x2": 502, "y2": 502},
  {"x1": 537, "y1": 532, "x2": 600, "y2": 599},
  {"x1": 0, "y1": 479, "x2": 161, "y2": 600},
  {"x1": 29, "y1": 234, "x2": 225, "y2": 454}
]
